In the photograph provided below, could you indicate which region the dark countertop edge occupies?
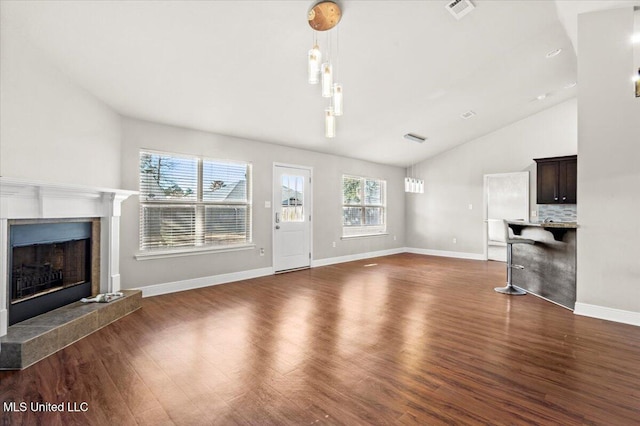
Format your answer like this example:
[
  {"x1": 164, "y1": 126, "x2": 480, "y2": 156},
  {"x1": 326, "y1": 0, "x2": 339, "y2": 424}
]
[{"x1": 506, "y1": 221, "x2": 578, "y2": 229}]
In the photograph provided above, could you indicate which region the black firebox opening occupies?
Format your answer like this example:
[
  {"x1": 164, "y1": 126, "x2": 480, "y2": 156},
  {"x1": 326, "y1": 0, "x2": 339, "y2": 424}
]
[{"x1": 8, "y1": 221, "x2": 93, "y2": 325}]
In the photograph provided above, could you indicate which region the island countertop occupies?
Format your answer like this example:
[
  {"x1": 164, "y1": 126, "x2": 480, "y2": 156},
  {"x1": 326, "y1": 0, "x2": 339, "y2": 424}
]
[{"x1": 505, "y1": 220, "x2": 578, "y2": 229}]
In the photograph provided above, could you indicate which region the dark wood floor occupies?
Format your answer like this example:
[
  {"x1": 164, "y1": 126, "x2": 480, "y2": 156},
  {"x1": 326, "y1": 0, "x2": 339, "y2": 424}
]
[{"x1": 1, "y1": 253, "x2": 639, "y2": 425}]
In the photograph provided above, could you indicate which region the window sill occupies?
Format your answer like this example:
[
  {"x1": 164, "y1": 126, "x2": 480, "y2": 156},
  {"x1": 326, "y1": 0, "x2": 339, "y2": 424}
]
[
  {"x1": 341, "y1": 233, "x2": 389, "y2": 240},
  {"x1": 135, "y1": 243, "x2": 256, "y2": 261}
]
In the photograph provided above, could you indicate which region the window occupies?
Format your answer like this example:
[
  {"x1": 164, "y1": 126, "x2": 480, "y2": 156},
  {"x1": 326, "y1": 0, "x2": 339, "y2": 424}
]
[
  {"x1": 342, "y1": 175, "x2": 386, "y2": 237},
  {"x1": 139, "y1": 151, "x2": 252, "y2": 252}
]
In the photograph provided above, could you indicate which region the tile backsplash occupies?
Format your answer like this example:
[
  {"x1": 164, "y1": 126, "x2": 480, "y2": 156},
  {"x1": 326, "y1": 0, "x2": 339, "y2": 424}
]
[{"x1": 536, "y1": 204, "x2": 577, "y2": 222}]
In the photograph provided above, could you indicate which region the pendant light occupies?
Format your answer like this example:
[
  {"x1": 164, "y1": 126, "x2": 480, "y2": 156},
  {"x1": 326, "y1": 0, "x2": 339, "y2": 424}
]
[
  {"x1": 307, "y1": 1, "x2": 343, "y2": 137},
  {"x1": 325, "y1": 107, "x2": 336, "y2": 138},
  {"x1": 405, "y1": 163, "x2": 425, "y2": 194},
  {"x1": 321, "y1": 62, "x2": 333, "y2": 97},
  {"x1": 308, "y1": 41, "x2": 322, "y2": 84}
]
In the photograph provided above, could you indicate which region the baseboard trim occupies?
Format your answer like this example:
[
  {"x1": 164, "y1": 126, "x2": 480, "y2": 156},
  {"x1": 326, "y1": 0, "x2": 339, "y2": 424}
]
[
  {"x1": 311, "y1": 248, "x2": 405, "y2": 268},
  {"x1": 137, "y1": 267, "x2": 274, "y2": 298},
  {"x1": 404, "y1": 247, "x2": 485, "y2": 261},
  {"x1": 574, "y1": 302, "x2": 640, "y2": 327}
]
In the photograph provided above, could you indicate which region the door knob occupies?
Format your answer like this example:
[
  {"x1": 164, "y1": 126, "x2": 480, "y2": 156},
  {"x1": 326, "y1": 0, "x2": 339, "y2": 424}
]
[{"x1": 275, "y1": 225, "x2": 280, "y2": 230}]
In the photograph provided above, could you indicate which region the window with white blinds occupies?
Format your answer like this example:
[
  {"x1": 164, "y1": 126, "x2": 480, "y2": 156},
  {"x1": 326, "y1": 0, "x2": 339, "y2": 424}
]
[
  {"x1": 139, "y1": 151, "x2": 252, "y2": 251},
  {"x1": 342, "y1": 175, "x2": 387, "y2": 237}
]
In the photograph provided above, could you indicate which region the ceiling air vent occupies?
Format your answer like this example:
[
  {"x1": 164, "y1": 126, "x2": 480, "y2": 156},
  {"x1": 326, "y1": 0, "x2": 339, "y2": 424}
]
[
  {"x1": 446, "y1": 0, "x2": 475, "y2": 20},
  {"x1": 460, "y1": 110, "x2": 476, "y2": 120},
  {"x1": 404, "y1": 133, "x2": 426, "y2": 143}
]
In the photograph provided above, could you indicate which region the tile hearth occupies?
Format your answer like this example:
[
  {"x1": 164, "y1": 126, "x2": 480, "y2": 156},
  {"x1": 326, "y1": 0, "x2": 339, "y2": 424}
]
[{"x1": 0, "y1": 290, "x2": 141, "y2": 370}]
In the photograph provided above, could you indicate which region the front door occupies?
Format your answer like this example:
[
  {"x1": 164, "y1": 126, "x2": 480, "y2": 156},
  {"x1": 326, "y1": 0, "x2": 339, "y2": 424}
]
[{"x1": 273, "y1": 165, "x2": 311, "y2": 272}]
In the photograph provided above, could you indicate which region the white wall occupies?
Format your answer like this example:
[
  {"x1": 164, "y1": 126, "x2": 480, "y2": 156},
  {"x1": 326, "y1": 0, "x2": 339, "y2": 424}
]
[
  {"x1": 406, "y1": 98, "x2": 577, "y2": 255},
  {"x1": 575, "y1": 7, "x2": 640, "y2": 321},
  {"x1": 0, "y1": 23, "x2": 121, "y2": 188},
  {"x1": 119, "y1": 117, "x2": 405, "y2": 290}
]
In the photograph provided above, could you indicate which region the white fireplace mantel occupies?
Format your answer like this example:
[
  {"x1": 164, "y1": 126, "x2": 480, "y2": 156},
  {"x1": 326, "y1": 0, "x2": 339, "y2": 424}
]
[{"x1": 0, "y1": 177, "x2": 137, "y2": 337}]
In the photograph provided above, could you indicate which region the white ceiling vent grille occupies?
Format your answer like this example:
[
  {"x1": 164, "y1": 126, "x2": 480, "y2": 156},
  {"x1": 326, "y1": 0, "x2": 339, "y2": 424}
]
[
  {"x1": 460, "y1": 110, "x2": 476, "y2": 120},
  {"x1": 404, "y1": 133, "x2": 426, "y2": 143},
  {"x1": 446, "y1": 0, "x2": 475, "y2": 20}
]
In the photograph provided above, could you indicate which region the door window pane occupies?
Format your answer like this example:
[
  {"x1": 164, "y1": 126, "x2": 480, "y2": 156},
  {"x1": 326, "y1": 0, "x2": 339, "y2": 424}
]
[{"x1": 281, "y1": 175, "x2": 304, "y2": 222}]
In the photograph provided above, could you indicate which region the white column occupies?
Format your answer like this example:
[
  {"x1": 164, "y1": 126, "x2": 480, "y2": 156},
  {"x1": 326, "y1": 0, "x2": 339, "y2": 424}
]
[{"x1": 102, "y1": 193, "x2": 129, "y2": 293}]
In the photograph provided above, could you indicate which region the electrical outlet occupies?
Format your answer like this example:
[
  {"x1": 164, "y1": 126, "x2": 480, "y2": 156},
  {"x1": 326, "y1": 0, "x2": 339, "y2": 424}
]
[
  {"x1": 393, "y1": 235, "x2": 397, "y2": 241},
  {"x1": 531, "y1": 210, "x2": 537, "y2": 217},
  {"x1": 264, "y1": 201, "x2": 271, "y2": 208},
  {"x1": 453, "y1": 238, "x2": 457, "y2": 244},
  {"x1": 259, "y1": 248, "x2": 265, "y2": 256},
  {"x1": 468, "y1": 204, "x2": 473, "y2": 210},
  {"x1": 332, "y1": 241, "x2": 336, "y2": 248}
]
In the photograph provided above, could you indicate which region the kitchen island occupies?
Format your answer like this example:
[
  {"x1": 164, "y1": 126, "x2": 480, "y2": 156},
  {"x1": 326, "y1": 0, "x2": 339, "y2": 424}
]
[{"x1": 506, "y1": 221, "x2": 577, "y2": 309}]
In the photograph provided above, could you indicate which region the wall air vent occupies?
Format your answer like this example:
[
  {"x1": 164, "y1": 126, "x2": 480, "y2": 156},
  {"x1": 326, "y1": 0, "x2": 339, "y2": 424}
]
[
  {"x1": 404, "y1": 133, "x2": 426, "y2": 143},
  {"x1": 446, "y1": 0, "x2": 475, "y2": 20}
]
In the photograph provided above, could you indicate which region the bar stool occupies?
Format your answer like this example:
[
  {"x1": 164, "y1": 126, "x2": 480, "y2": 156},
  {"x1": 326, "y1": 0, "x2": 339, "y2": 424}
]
[{"x1": 494, "y1": 220, "x2": 534, "y2": 295}]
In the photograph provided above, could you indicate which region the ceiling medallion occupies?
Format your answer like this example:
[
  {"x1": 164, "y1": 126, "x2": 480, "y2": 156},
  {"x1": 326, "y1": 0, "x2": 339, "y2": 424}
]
[{"x1": 308, "y1": 1, "x2": 342, "y2": 31}]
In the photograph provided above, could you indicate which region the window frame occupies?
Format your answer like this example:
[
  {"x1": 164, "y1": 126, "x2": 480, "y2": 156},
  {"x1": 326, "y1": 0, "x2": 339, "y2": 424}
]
[
  {"x1": 341, "y1": 174, "x2": 387, "y2": 238},
  {"x1": 137, "y1": 150, "x2": 253, "y2": 259}
]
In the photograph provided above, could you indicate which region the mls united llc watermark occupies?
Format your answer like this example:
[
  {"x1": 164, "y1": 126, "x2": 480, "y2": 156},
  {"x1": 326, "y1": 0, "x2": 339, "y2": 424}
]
[{"x1": 3, "y1": 401, "x2": 89, "y2": 413}]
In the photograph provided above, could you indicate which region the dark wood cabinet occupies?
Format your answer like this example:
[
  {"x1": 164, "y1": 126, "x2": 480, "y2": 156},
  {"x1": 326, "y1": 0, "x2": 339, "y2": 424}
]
[{"x1": 534, "y1": 155, "x2": 577, "y2": 204}]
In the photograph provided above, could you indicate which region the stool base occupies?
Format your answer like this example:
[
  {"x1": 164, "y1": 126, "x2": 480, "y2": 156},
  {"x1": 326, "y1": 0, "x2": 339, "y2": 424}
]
[{"x1": 494, "y1": 284, "x2": 526, "y2": 295}]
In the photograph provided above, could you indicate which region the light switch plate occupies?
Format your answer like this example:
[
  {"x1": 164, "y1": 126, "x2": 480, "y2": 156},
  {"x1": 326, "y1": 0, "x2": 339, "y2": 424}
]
[{"x1": 265, "y1": 201, "x2": 271, "y2": 208}]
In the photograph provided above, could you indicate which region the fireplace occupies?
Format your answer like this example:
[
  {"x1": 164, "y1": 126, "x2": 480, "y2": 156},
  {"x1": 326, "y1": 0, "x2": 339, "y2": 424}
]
[
  {"x1": 0, "y1": 177, "x2": 137, "y2": 338},
  {"x1": 8, "y1": 220, "x2": 100, "y2": 325}
]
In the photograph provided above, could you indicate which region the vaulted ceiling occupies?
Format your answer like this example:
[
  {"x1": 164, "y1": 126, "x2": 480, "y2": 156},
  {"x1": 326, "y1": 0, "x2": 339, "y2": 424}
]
[{"x1": 1, "y1": 1, "x2": 637, "y2": 166}]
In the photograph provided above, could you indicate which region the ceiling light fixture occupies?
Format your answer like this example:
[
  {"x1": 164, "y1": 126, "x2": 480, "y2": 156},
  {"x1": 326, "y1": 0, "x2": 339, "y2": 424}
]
[
  {"x1": 563, "y1": 82, "x2": 577, "y2": 89},
  {"x1": 405, "y1": 163, "x2": 424, "y2": 194},
  {"x1": 307, "y1": 1, "x2": 343, "y2": 138},
  {"x1": 536, "y1": 93, "x2": 548, "y2": 101},
  {"x1": 545, "y1": 48, "x2": 563, "y2": 58}
]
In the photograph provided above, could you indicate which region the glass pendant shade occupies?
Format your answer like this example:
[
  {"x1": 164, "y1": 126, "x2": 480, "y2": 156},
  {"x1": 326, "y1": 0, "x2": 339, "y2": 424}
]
[
  {"x1": 325, "y1": 108, "x2": 336, "y2": 138},
  {"x1": 405, "y1": 177, "x2": 424, "y2": 194},
  {"x1": 321, "y1": 62, "x2": 333, "y2": 97},
  {"x1": 308, "y1": 45, "x2": 322, "y2": 84},
  {"x1": 333, "y1": 83, "x2": 343, "y2": 116}
]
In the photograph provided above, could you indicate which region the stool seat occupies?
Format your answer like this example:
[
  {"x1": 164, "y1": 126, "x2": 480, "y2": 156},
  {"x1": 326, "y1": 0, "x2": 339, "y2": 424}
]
[
  {"x1": 494, "y1": 221, "x2": 535, "y2": 295},
  {"x1": 506, "y1": 237, "x2": 535, "y2": 245}
]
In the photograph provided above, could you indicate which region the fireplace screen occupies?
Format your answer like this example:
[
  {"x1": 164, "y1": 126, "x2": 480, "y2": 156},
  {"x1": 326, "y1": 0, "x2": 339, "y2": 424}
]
[
  {"x1": 11, "y1": 239, "x2": 90, "y2": 303},
  {"x1": 8, "y1": 221, "x2": 94, "y2": 325}
]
